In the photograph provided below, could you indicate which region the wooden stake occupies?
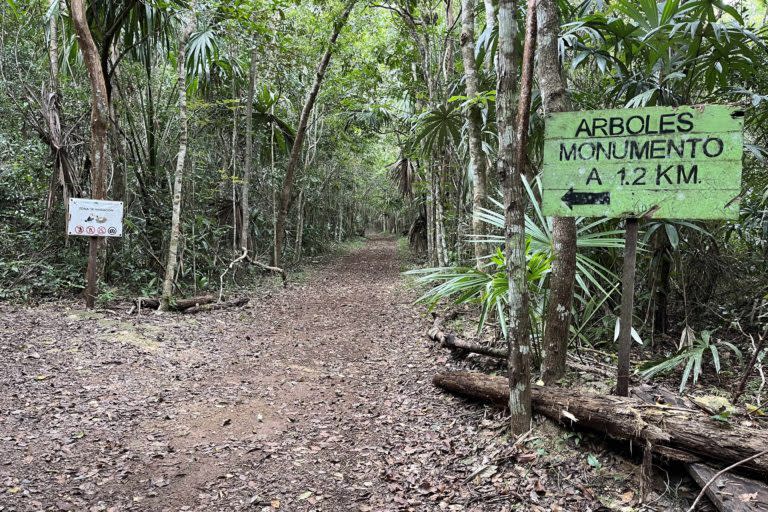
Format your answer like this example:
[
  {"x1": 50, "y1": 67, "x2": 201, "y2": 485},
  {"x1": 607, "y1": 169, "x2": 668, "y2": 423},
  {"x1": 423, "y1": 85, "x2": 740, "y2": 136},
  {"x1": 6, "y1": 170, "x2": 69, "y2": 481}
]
[
  {"x1": 616, "y1": 217, "x2": 639, "y2": 396},
  {"x1": 85, "y1": 236, "x2": 99, "y2": 308}
]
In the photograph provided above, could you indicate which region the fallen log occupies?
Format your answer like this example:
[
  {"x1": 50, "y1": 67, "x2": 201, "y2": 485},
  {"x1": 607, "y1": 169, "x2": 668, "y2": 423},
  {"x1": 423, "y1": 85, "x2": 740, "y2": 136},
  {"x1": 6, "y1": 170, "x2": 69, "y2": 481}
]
[
  {"x1": 687, "y1": 462, "x2": 768, "y2": 512},
  {"x1": 433, "y1": 371, "x2": 768, "y2": 475},
  {"x1": 428, "y1": 318, "x2": 613, "y2": 377},
  {"x1": 134, "y1": 295, "x2": 215, "y2": 311},
  {"x1": 183, "y1": 297, "x2": 249, "y2": 314},
  {"x1": 631, "y1": 384, "x2": 768, "y2": 512},
  {"x1": 428, "y1": 328, "x2": 508, "y2": 359},
  {"x1": 427, "y1": 314, "x2": 507, "y2": 359}
]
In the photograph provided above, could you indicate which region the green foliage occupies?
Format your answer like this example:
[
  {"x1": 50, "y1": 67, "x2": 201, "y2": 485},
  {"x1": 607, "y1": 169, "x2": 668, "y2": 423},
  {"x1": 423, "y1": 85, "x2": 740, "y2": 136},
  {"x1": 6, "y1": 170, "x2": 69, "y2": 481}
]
[
  {"x1": 413, "y1": 104, "x2": 462, "y2": 156},
  {"x1": 407, "y1": 239, "x2": 551, "y2": 339},
  {"x1": 473, "y1": 178, "x2": 625, "y2": 300},
  {"x1": 638, "y1": 330, "x2": 743, "y2": 392}
]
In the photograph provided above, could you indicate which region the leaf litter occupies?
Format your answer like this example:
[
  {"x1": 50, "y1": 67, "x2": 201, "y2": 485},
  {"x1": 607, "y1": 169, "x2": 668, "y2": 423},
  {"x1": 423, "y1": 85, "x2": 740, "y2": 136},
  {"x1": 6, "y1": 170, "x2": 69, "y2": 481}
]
[{"x1": 0, "y1": 238, "x2": 688, "y2": 511}]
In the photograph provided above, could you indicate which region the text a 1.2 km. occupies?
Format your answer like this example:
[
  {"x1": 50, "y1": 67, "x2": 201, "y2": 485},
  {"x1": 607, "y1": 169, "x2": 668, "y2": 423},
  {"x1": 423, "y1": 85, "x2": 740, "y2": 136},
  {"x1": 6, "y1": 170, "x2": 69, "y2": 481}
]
[{"x1": 540, "y1": 105, "x2": 744, "y2": 220}]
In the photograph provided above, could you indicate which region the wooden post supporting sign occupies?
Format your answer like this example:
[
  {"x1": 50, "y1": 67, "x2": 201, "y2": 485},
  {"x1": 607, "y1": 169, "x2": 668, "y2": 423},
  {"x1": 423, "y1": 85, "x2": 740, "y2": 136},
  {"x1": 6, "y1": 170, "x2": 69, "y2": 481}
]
[
  {"x1": 616, "y1": 217, "x2": 638, "y2": 396},
  {"x1": 541, "y1": 105, "x2": 744, "y2": 396}
]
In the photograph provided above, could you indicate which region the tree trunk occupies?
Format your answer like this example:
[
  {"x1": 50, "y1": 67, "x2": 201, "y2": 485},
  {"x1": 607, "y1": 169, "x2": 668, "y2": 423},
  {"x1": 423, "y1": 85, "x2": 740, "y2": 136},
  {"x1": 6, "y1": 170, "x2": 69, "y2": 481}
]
[
  {"x1": 435, "y1": 160, "x2": 449, "y2": 266},
  {"x1": 230, "y1": 77, "x2": 239, "y2": 254},
  {"x1": 241, "y1": 46, "x2": 257, "y2": 252},
  {"x1": 70, "y1": 0, "x2": 110, "y2": 309},
  {"x1": 536, "y1": 0, "x2": 577, "y2": 384},
  {"x1": 160, "y1": 9, "x2": 195, "y2": 311},
  {"x1": 460, "y1": 0, "x2": 488, "y2": 267},
  {"x1": 483, "y1": 0, "x2": 495, "y2": 72},
  {"x1": 273, "y1": 0, "x2": 356, "y2": 266},
  {"x1": 426, "y1": 186, "x2": 435, "y2": 265},
  {"x1": 496, "y1": 0, "x2": 531, "y2": 434},
  {"x1": 433, "y1": 371, "x2": 768, "y2": 475},
  {"x1": 541, "y1": 218, "x2": 576, "y2": 382},
  {"x1": 294, "y1": 188, "x2": 305, "y2": 263}
]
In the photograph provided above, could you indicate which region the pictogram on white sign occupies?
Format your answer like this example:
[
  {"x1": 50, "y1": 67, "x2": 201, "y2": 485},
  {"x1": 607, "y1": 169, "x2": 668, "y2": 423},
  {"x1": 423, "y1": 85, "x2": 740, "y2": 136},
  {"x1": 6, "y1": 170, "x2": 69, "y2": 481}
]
[{"x1": 67, "y1": 198, "x2": 124, "y2": 237}]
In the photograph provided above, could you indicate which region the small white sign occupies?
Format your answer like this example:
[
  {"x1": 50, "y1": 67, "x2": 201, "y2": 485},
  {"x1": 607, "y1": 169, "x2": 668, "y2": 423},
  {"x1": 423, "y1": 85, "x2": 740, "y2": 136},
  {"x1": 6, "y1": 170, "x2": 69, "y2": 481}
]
[{"x1": 67, "y1": 198, "x2": 124, "y2": 237}]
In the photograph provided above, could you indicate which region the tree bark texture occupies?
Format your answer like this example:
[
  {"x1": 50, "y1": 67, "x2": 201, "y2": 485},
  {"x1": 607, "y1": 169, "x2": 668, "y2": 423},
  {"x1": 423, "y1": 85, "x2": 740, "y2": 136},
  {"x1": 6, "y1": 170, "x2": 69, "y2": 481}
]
[
  {"x1": 294, "y1": 188, "x2": 305, "y2": 264},
  {"x1": 273, "y1": 0, "x2": 356, "y2": 267},
  {"x1": 496, "y1": 0, "x2": 531, "y2": 434},
  {"x1": 161, "y1": 9, "x2": 195, "y2": 311},
  {"x1": 514, "y1": 0, "x2": 536, "y2": 187},
  {"x1": 70, "y1": 0, "x2": 110, "y2": 309},
  {"x1": 535, "y1": 0, "x2": 579, "y2": 383},
  {"x1": 460, "y1": 0, "x2": 489, "y2": 267},
  {"x1": 482, "y1": 0, "x2": 495, "y2": 72},
  {"x1": 433, "y1": 371, "x2": 768, "y2": 476}
]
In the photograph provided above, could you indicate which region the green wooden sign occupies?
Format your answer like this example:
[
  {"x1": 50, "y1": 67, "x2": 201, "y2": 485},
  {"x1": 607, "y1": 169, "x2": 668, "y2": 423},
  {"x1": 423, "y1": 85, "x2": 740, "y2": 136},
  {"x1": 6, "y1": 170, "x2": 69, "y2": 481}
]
[{"x1": 541, "y1": 105, "x2": 744, "y2": 219}]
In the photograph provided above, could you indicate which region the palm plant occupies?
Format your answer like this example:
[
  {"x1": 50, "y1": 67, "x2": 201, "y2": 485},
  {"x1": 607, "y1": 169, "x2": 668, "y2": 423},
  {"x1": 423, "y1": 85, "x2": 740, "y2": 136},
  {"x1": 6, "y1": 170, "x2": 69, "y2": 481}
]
[
  {"x1": 408, "y1": 240, "x2": 551, "y2": 339},
  {"x1": 474, "y1": 178, "x2": 625, "y2": 300},
  {"x1": 638, "y1": 329, "x2": 743, "y2": 392},
  {"x1": 413, "y1": 104, "x2": 462, "y2": 155},
  {"x1": 406, "y1": 177, "x2": 625, "y2": 341},
  {"x1": 565, "y1": 0, "x2": 764, "y2": 108}
]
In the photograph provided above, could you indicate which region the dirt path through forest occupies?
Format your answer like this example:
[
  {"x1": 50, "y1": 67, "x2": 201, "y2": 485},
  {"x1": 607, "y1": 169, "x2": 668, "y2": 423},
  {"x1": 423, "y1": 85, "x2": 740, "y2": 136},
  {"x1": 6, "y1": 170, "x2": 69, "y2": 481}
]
[{"x1": 1, "y1": 237, "x2": 623, "y2": 511}]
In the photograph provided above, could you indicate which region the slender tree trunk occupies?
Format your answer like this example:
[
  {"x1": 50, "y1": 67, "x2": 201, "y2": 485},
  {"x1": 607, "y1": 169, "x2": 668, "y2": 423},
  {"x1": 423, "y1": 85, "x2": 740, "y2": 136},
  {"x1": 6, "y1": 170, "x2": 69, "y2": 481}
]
[
  {"x1": 483, "y1": 0, "x2": 495, "y2": 72},
  {"x1": 460, "y1": 0, "x2": 488, "y2": 267},
  {"x1": 443, "y1": 0, "x2": 456, "y2": 82},
  {"x1": 70, "y1": 0, "x2": 110, "y2": 309},
  {"x1": 160, "y1": 9, "x2": 195, "y2": 311},
  {"x1": 536, "y1": 0, "x2": 578, "y2": 384},
  {"x1": 230, "y1": 77, "x2": 239, "y2": 254},
  {"x1": 294, "y1": 188, "x2": 304, "y2": 263},
  {"x1": 241, "y1": 46, "x2": 257, "y2": 252},
  {"x1": 497, "y1": 0, "x2": 531, "y2": 434},
  {"x1": 273, "y1": 0, "x2": 356, "y2": 266},
  {"x1": 270, "y1": 103, "x2": 278, "y2": 265},
  {"x1": 426, "y1": 188, "x2": 435, "y2": 264},
  {"x1": 515, "y1": 4, "x2": 536, "y2": 186},
  {"x1": 435, "y1": 167, "x2": 448, "y2": 266}
]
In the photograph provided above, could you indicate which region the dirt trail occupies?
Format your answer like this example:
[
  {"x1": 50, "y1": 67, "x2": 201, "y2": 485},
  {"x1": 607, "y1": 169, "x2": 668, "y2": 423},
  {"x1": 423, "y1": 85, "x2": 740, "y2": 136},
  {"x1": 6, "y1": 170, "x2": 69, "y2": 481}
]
[{"x1": 0, "y1": 238, "x2": 624, "y2": 511}]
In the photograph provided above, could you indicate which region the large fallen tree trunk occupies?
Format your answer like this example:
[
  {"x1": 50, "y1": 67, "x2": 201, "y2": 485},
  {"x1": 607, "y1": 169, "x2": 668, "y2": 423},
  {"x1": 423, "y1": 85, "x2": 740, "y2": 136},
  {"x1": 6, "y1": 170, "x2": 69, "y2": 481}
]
[
  {"x1": 433, "y1": 371, "x2": 768, "y2": 475},
  {"x1": 134, "y1": 295, "x2": 215, "y2": 311}
]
